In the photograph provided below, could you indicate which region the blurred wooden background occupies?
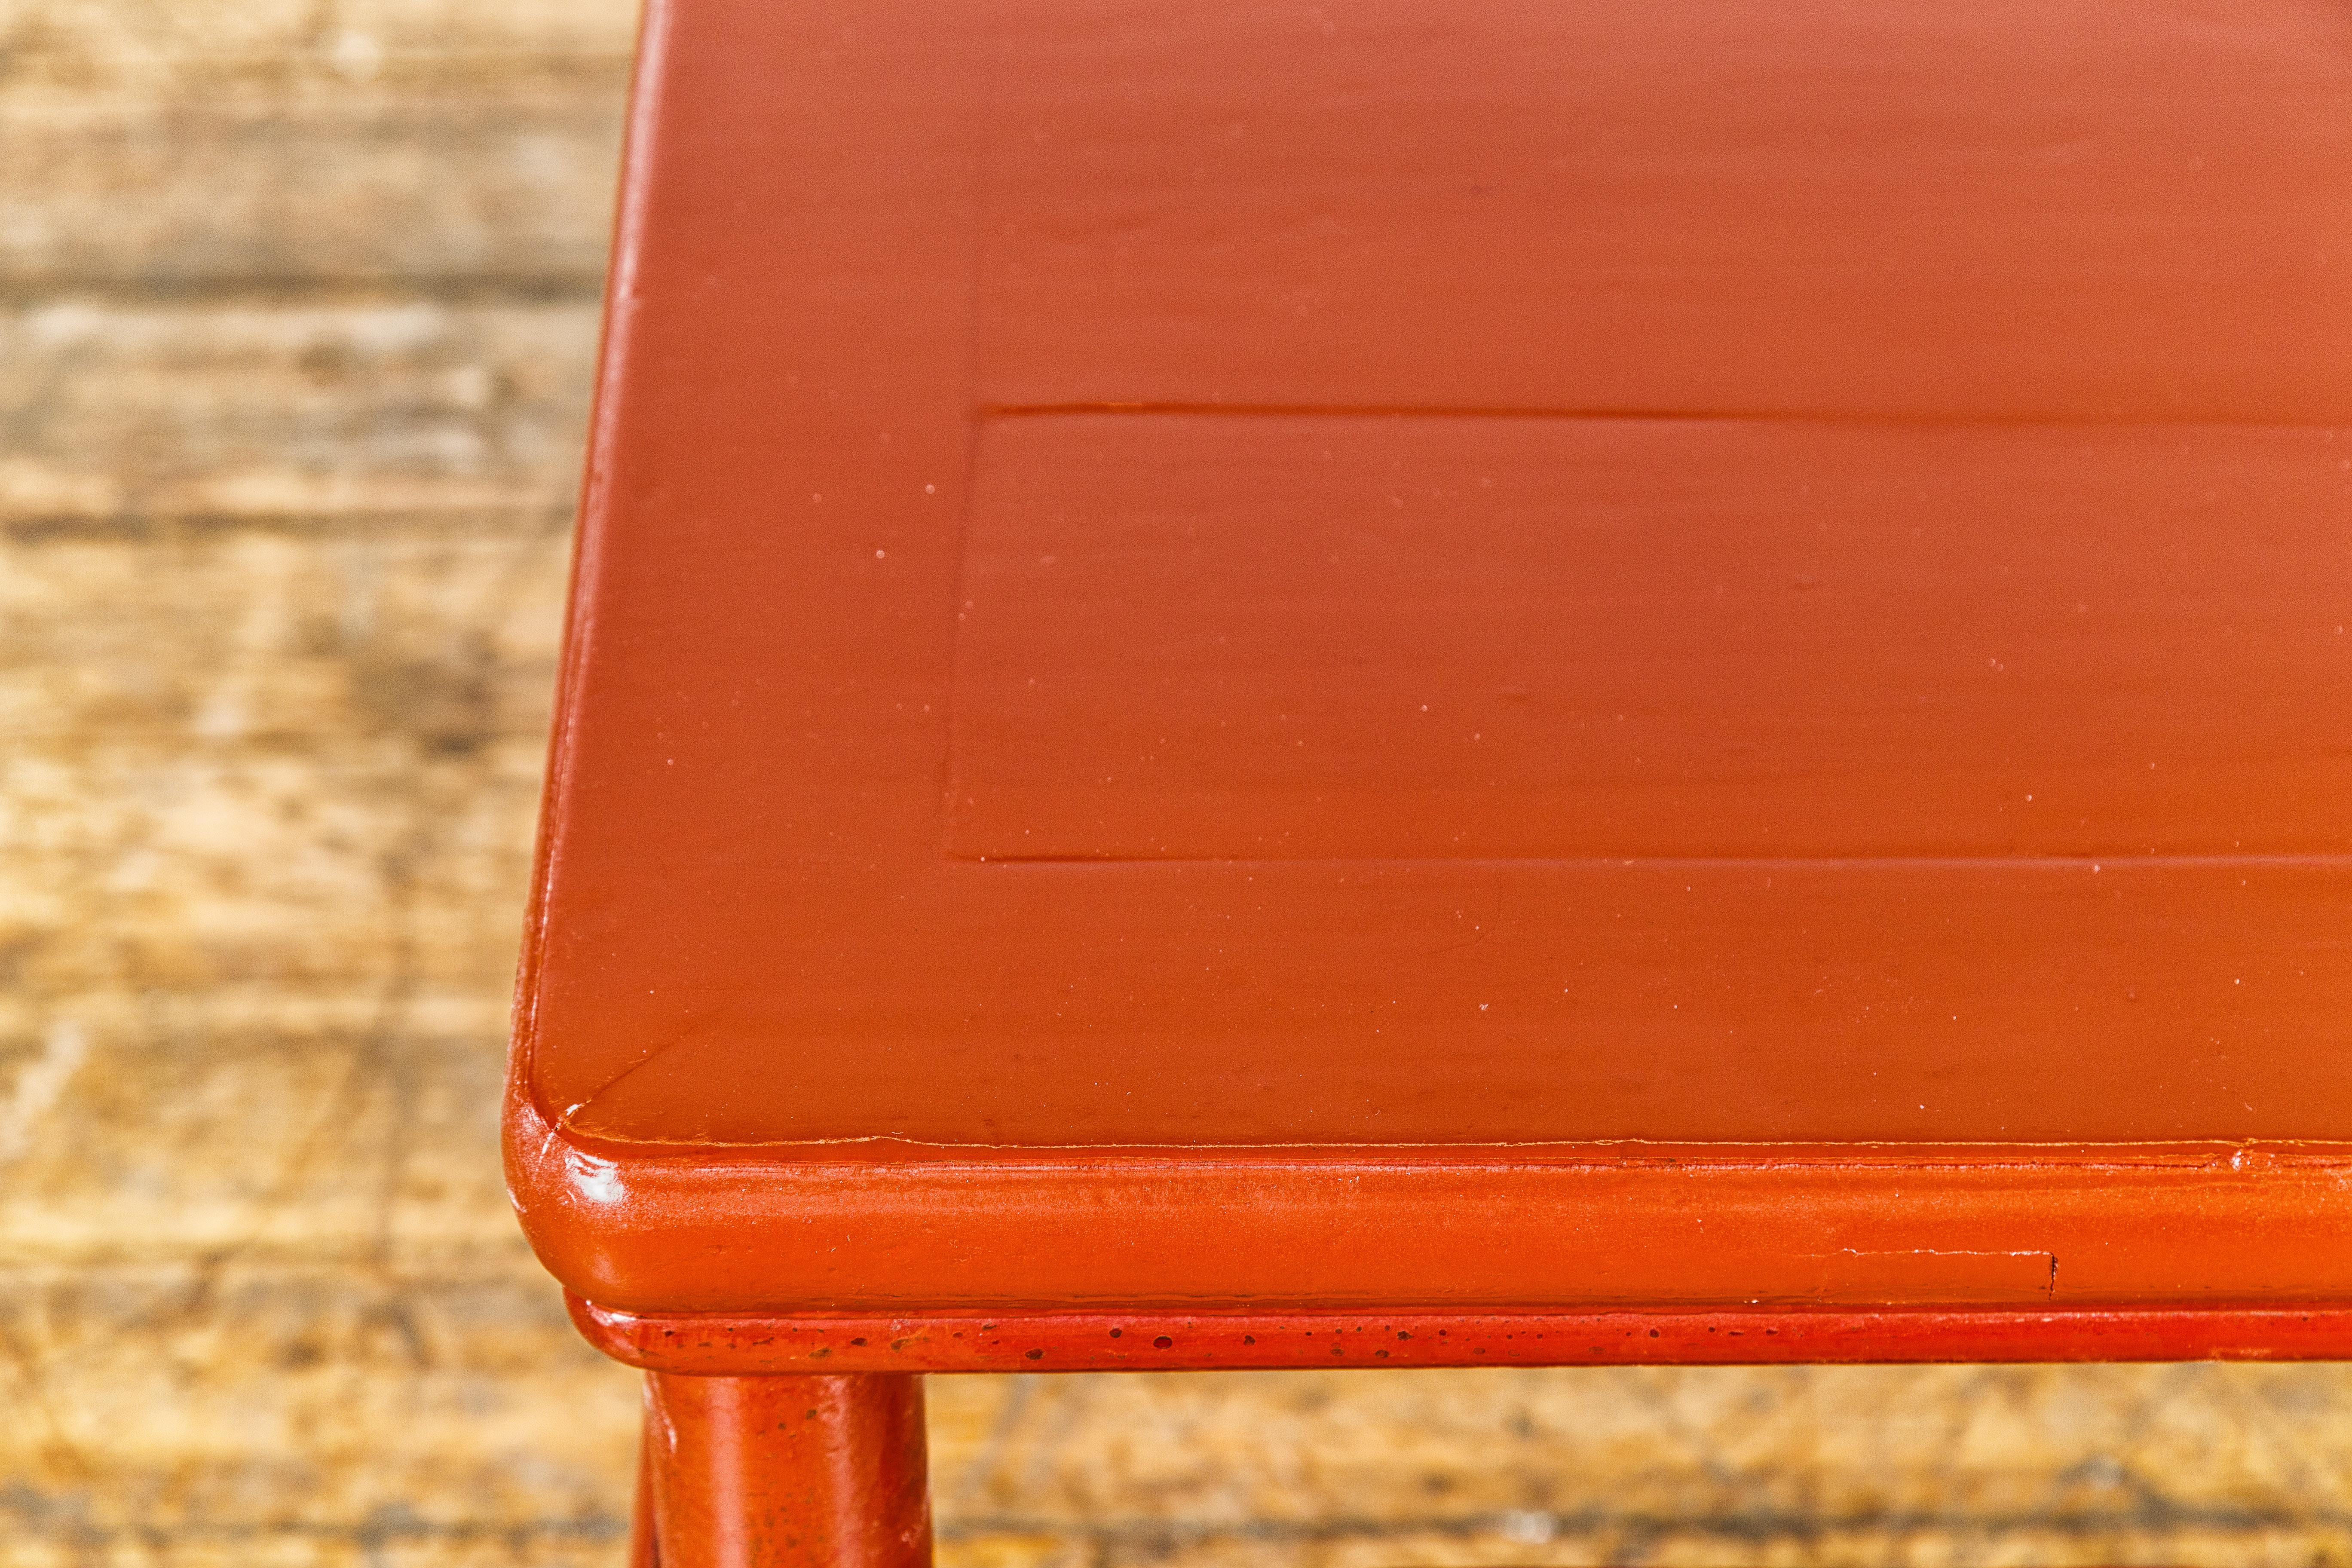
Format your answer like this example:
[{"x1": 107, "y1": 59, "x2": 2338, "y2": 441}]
[{"x1": 6, "y1": 2, "x2": 2352, "y2": 1563}]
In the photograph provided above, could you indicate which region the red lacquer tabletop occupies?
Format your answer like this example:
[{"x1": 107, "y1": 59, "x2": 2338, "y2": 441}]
[{"x1": 507, "y1": 0, "x2": 2352, "y2": 1324}]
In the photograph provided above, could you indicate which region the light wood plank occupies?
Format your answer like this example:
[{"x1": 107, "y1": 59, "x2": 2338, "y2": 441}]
[
  {"x1": 0, "y1": 0, "x2": 638, "y2": 96},
  {"x1": 0, "y1": 95, "x2": 625, "y2": 290},
  {"x1": 0, "y1": 300, "x2": 599, "y2": 528}
]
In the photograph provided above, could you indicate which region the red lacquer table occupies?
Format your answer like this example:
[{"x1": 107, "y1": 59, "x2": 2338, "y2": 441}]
[{"x1": 506, "y1": 1, "x2": 2352, "y2": 1561}]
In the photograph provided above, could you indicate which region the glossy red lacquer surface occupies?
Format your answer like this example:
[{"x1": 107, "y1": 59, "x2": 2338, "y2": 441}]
[{"x1": 509, "y1": 0, "x2": 2352, "y2": 1320}]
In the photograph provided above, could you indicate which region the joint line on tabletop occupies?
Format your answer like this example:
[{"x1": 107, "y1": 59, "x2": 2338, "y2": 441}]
[
  {"x1": 934, "y1": 21, "x2": 1008, "y2": 861},
  {"x1": 943, "y1": 851, "x2": 2352, "y2": 868},
  {"x1": 975, "y1": 401, "x2": 2352, "y2": 431}
]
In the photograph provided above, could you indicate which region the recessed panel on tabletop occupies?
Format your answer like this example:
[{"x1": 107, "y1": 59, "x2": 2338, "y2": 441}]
[{"x1": 949, "y1": 415, "x2": 2352, "y2": 861}]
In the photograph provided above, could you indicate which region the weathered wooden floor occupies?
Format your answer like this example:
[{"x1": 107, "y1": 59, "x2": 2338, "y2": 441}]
[{"x1": 5, "y1": 3, "x2": 2352, "y2": 1563}]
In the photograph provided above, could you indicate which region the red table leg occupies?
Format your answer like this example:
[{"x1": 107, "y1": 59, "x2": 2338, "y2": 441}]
[
  {"x1": 643, "y1": 1371, "x2": 932, "y2": 1568},
  {"x1": 631, "y1": 1392, "x2": 660, "y2": 1566}
]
